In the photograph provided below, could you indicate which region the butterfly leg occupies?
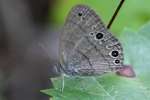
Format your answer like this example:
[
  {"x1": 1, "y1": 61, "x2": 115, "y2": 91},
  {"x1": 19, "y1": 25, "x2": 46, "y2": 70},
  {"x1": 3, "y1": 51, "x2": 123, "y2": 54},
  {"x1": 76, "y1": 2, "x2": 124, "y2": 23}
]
[{"x1": 60, "y1": 74, "x2": 65, "y2": 93}]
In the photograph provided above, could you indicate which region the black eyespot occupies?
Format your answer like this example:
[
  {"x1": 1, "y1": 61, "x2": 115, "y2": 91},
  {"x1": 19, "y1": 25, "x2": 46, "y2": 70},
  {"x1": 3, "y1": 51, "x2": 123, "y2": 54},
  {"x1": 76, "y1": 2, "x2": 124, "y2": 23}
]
[
  {"x1": 96, "y1": 32, "x2": 103, "y2": 39},
  {"x1": 115, "y1": 59, "x2": 120, "y2": 64},
  {"x1": 111, "y1": 50, "x2": 119, "y2": 57},
  {"x1": 78, "y1": 13, "x2": 82, "y2": 16},
  {"x1": 90, "y1": 32, "x2": 94, "y2": 36}
]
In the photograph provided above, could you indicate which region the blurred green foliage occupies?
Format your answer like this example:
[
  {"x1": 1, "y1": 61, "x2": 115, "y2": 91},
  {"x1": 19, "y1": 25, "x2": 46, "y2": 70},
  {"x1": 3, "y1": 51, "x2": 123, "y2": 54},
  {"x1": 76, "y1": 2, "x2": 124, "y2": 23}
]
[
  {"x1": 52, "y1": 0, "x2": 150, "y2": 34},
  {"x1": 42, "y1": 21, "x2": 150, "y2": 100}
]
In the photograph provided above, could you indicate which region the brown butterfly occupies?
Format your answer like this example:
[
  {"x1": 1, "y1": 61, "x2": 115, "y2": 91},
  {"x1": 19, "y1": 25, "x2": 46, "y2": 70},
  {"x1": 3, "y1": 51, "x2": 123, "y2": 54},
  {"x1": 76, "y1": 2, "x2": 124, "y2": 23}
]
[{"x1": 57, "y1": 5, "x2": 135, "y2": 77}]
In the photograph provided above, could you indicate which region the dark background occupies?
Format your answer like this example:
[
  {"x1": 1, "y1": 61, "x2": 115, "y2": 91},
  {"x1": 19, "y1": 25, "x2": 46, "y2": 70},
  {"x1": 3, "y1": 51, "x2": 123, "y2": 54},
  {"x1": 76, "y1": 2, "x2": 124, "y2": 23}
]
[{"x1": 0, "y1": 0, "x2": 59, "y2": 100}]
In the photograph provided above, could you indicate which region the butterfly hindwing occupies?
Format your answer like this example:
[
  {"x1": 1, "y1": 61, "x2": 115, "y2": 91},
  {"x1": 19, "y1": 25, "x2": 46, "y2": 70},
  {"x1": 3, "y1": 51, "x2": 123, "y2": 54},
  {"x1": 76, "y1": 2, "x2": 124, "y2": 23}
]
[{"x1": 59, "y1": 5, "x2": 123, "y2": 76}]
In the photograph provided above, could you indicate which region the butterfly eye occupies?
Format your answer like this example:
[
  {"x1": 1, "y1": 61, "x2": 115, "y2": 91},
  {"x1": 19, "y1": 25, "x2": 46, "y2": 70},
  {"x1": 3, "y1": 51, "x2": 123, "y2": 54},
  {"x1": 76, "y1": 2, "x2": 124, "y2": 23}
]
[
  {"x1": 96, "y1": 32, "x2": 103, "y2": 39},
  {"x1": 114, "y1": 59, "x2": 120, "y2": 64},
  {"x1": 78, "y1": 13, "x2": 82, "y2": 16},
  {"x1": 111, "y1": 50, "x2": 119, "y2": 57}
]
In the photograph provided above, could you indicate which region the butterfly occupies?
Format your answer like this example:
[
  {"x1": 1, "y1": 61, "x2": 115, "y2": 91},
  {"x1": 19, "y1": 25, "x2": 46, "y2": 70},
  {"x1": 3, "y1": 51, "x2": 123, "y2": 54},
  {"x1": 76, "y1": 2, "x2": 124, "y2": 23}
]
[{"x1": 57, "y1": 4, "x2": 135, "y2": 77}]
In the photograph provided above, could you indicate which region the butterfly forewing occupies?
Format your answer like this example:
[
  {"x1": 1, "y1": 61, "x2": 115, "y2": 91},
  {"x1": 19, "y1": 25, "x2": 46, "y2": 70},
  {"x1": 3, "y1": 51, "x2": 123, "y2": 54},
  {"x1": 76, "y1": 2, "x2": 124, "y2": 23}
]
[{"x1": 59, "y1": 5, "x2": 124, "y2": 76}]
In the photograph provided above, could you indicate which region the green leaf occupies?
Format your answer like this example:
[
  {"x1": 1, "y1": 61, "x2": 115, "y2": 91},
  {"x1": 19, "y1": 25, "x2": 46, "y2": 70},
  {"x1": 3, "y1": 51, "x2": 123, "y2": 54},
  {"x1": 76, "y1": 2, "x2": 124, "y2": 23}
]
[{"x1": 43, "y1": 22, "x2": 150, "y2": 100}]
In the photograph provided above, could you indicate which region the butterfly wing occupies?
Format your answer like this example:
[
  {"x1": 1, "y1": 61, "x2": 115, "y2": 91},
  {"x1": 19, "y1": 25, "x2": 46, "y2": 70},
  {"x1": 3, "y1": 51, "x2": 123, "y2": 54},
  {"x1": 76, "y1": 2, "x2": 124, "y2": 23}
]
[{"x1": 59, "y1": 5, "x2": 124, "y2": 76}]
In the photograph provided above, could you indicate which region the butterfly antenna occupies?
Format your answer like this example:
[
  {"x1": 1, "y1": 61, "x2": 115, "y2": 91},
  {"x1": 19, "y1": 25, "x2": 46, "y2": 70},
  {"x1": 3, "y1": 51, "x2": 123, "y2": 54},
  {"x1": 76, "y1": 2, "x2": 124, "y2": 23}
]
[{"x1": 107, "y1": 0, "x2": 125, "y2": 29}]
